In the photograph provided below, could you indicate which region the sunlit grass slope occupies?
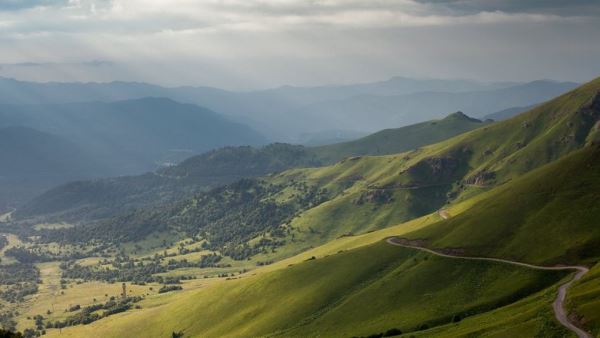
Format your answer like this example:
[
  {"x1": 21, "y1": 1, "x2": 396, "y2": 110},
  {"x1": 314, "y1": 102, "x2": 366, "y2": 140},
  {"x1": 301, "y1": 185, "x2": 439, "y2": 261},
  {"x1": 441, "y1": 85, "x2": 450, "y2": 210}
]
[
  {"x1": 568, "y1": 262, "x2": 600, "y2": 335},
  {"x1": 257, "y1": 78, "x2": 600, "y2": 261},
  {"x1": 406, "y1": 145, "x2": 600, "y2": 266},
  {"x1": 312, "y1": 111, "x2": 489, "y2": 163},
  {"x1": 43, "y1": 77, "x2": 600, "y2": 337},
  {"x1": 46, "y1": 242, "x2": 565, "y2": 338},
  {"x1": 43, "y1": 148, "x2": 600, "y2": 338}
]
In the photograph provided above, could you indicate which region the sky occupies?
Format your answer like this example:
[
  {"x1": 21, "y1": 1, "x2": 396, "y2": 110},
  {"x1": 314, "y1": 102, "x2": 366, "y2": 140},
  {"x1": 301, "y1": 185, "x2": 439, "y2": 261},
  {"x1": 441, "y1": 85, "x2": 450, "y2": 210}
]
[{"x1": 0, "y1": 0, "x2": 599, "y2": 89}]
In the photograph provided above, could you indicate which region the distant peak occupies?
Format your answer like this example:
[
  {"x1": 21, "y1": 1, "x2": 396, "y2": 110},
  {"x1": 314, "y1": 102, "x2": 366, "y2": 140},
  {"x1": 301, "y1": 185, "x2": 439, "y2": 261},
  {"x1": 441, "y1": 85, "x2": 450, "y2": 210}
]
[{"x1": 443, "y1": 111, "x2": 481, "y2": 123}]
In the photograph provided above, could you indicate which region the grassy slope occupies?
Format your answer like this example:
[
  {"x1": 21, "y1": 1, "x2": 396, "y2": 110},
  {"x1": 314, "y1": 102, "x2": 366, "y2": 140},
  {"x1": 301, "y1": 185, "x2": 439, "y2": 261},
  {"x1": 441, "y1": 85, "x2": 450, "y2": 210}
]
[
  {"x1": 18, "y1": 112, "x2": 486, "y2": 221},
  {"x1": 568, "y1": 262, "x2": 600, "y2": 335},
  {"x1": 45, "y1": 145, "x2": 600, "y2": 338},
  {"x1": 45, "y1": 242, "x2": 566, "y2": 338},
  {"x1": 39, "y1": 77, "x2": 600, "y2": 337},
  {"x1": 253, "y1": 78, "x2": 600, "y2": 262},
  {"x1": 25, "y1": 75, "x2": 600, "y2": 252},
  {"x1": 406, "y1": 145, "x2": 600, "y2": 266},
  {"x1": 311, "y1": 111, "x2": 489, "y2": 162}
]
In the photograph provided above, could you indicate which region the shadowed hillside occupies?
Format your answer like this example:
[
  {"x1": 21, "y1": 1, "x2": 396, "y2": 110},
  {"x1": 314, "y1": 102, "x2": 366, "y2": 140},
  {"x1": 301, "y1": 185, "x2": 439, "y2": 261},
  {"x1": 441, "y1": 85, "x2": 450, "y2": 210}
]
[{"x1": 17, "y1": 112, "x2": 489, "y2": 222}]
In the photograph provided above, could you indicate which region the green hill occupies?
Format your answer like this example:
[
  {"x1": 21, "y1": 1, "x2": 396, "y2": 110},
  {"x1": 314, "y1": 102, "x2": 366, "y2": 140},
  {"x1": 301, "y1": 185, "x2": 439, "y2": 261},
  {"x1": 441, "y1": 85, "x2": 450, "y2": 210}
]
[
  {"x1": 24, "y1": 77, "x2": 600, "y2": 338},
  {"x1": 30, "y1": 77, "x2": 600, "y2": 261},
  {"x1": 18, "y1": 112, "x2": 488, "y2": 222},
  {"x1": 0, "y1": 127, "x2": 107, "y2": 207},
  {"x1": 258, "y1": 77, "x2": 600, "y2": 258},
  {"x1": 0, "y1": 98, "x2": 267, "y2": 175},
  {"x1": 312, "y1": 111, "x2": 489, "y2": 162},
  {"x1": 47, "y1": 145, "x2": 600, "y2": 338},
  {"x1": 17, "y1": 144, "x2": 320, "y2": 221},
  {"x1": 47, "y1": 241, "x2": 567, "y2": 338},
  {"x1": 405, "y1": 145, "x2": 600, "y2": 266}
]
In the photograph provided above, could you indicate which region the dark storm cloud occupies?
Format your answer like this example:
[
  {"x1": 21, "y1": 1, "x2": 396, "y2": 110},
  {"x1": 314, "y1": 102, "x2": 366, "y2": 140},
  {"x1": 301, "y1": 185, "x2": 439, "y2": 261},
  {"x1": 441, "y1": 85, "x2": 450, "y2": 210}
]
[
  {"x1": 0, "y1": 0, "x2": 67, "y2": 11},
  {"x1": 414, "y1": 0, "x2": 600, "y2": 16},
  {"x1": 0, "y1": 0, "x2": 598, "y2": 87}
]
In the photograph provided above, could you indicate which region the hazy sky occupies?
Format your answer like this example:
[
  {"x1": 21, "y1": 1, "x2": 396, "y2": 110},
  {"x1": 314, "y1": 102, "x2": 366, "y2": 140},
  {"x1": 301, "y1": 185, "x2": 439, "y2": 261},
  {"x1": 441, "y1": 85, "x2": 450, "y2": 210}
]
[{"x1": 0, "y1": 0, "x2": 599, "y2": 89}]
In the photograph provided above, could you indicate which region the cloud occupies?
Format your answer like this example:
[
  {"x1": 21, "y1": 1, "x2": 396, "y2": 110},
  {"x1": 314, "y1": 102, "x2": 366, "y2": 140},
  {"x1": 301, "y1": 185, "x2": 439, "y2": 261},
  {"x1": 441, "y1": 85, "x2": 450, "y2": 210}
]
[
  {"x1": 0, "y1": 0, "x2": 68, "y2": 11},
  {"x1": 413, "y1": 0, "x2": 600, "y2": 15},
  {"x1": 0, "y1": 60, "x2": 113, "y2": 67},
  {"x1": 0, "y1": 0, "x2": 587, "y2": 38},
  {"x1": 0, "y1": 0, "x2": 598, "y2": 87}
]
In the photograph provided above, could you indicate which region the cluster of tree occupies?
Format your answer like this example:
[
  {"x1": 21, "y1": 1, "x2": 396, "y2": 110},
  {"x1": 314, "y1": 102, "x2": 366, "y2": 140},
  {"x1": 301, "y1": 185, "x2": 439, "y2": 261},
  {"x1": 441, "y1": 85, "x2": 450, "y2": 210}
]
[
  {"x1": 166, "y1": 179, "x2": 329, "y2": 259},
  {"x1": 4, "y1": 244, "x2": 96, "y2": 264},
  {"x1": 165, "y1": 254, "x2": 223, "y2": 270},
  {"x1": 0, "y1": 328, "x2": 23, "y2": 338},
  {"x1": 21, "y1": 315, "x2": 45, "y2": 338},
  {"x1": 4, "y1": 247, "x2": 51, "y2": 264},
  {"x1": 61, "y1": 261, "x2": 172, "y2": 284},
  {"x1": 44, "y1": 296, "x2": 142, "y2": 329},
  {"x1": 0, "y1": 236, "x2": 8, "y2": 252},
  {"x1": 22, "y1": 328, "x2": 43, "y2": 338},
  {"x1": 19, "y1": 143, "x2": 321, "y2": 223},
  {"x1": 158, "y1": 285, "x2": 183, "y2": 293},
  {"x1": 37, "y1": 178, "x2": 330, "y2": 261},
  {"x1": 60, "y1": 251, "x2": 224, "y2": 283},
  {"x1": 0, "y1": 311, "x2": 19, "y2": 333},
  {"x1": 0, "y1": 264, "x2": 39, "y2": 303}
]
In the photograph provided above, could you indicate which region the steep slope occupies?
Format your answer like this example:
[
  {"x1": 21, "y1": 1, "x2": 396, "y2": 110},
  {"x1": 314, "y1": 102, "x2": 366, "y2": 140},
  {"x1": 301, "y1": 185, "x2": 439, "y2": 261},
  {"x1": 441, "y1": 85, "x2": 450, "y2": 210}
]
[
  {"x1": 312, "y1": 111, "x2": 489, "y2": 162},
  {"x1": 160, "y1": 143, "x2": 320, "y2": 179},
  {"x1": 29, "y1": 77, "x2": 600, "y2": 258},
  {"x1": 18, "y1": 113, "x2": 487, "y2": 221},
  {"x1": 404, "y1": 145, "x2": 600, "y2": 266},
  {"x1": 46, "y1": 143, "x2": 600, "y2": 338},
  {"x1": 0, "y1": 98, "x2": 266, "y2": 175},
  {"x1": 0, "y1": 127, "x2": 106, "y2": 207},
  {"x1": 17, "y1": 144, "x2": 321, "y2": 221},
  {"x1": 46, "y1": 241, "x2": 567, "y2": 338},
  {"x1": 258, "y1": 77, "x2": 600, "y2": 258}
]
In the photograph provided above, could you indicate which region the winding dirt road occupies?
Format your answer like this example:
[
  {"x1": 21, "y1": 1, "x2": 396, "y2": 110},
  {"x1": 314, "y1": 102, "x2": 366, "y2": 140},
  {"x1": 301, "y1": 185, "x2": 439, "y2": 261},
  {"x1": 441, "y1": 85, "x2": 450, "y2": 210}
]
[{"x1": 386, "y1": 237, "x2": 591, "y2": 338}]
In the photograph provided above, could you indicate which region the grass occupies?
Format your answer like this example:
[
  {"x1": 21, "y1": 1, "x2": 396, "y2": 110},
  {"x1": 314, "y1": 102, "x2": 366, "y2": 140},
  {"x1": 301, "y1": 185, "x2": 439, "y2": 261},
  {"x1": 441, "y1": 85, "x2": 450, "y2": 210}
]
[
  {"x1": 243, "y1": 77, "x2": 600, "y2": 266},
  {"x1": 44, "y1": 242, "x2": 566, "y2": 338},
  {"x1": 311, "y1": 111, "x2": 489, "y2": 163},
  {"x1": 15, "y1": 261, "x2": 226, "y2": 334},
  {"x1": 33, "y1": 222, "x2": 74, "y2": 230},
  {"x1": 0, "y1": 209, "x2": 14, "y2": 222},
  {"x1": 406, "y1": 145, "x2": 600, "y2": 266},
  {"x1": 0, "y1": 233, "x2": 23, "y2": 265},
  {"x1": 568, "y1": 262, "x2": 600, "y2": 336},
  {"x1": 43, "y1": 145, "x2": 600, "y2": 337},
  {"x1": 22, "y1": 77, "x2": 600, "y2": 337},
  {"x1": 411, "y1": 283, "x2": 571, "y2": 338},
  {"x1": 15, "y1": 262, "x2": 162, "y2": 331}
]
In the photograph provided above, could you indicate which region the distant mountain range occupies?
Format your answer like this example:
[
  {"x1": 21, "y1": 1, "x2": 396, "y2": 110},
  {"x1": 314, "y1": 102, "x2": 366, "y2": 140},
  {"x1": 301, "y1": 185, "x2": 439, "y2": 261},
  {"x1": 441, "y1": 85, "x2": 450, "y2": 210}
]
[
  {"x1": 0, "y1": 76, "x2": 578, "y2": 140},
  {"x1": 0, "y1": 98, "x2": 266, "y2": 207},
  {"x1": 4, "y1": 76, "x2": 600, "y2": 338},
  {"x1": 0, "y1": 97, "x2": 266, "y2": 174},
  {"x1": 0, "y1": 127, "x2": 104, "y2": 207},
  {"x1": 484, "y1": 104, "x2": 537, "y2": 121}
]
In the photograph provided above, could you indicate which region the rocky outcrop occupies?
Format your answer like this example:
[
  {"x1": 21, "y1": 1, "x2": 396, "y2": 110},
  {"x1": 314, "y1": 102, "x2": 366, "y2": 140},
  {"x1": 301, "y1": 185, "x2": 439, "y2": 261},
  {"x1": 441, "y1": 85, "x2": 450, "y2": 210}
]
[
  {"x1": 353, "y1": 189, "x2": 394, "y2": 205},
  {"x1": 408, "y1": 156, "x2": 460, "y2": 182},
  {"x1": 464, "y1": 170, "x2": 496, "y2": 186}
]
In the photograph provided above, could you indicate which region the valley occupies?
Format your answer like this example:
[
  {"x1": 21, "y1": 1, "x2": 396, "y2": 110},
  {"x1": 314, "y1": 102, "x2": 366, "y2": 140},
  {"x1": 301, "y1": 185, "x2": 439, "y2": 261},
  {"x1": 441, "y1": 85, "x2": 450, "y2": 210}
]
[{"x1": 0, "y1": 76, "x2": 598, "y2": 337}]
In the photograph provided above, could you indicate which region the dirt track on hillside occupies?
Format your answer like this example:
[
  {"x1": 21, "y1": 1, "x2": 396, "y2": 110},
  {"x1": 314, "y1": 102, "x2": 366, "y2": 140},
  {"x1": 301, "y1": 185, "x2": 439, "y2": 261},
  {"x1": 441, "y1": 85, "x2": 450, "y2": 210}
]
[{"x1": 386, "y1": 237, "x2": 591, "y2": 338}]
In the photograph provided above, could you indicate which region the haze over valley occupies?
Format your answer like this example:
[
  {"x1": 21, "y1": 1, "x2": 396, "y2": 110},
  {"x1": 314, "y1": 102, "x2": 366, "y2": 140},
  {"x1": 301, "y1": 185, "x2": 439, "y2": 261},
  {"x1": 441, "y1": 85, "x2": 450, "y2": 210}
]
[{"x1": 0, "y1": 1, "x2": 599, "y2": 338}]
